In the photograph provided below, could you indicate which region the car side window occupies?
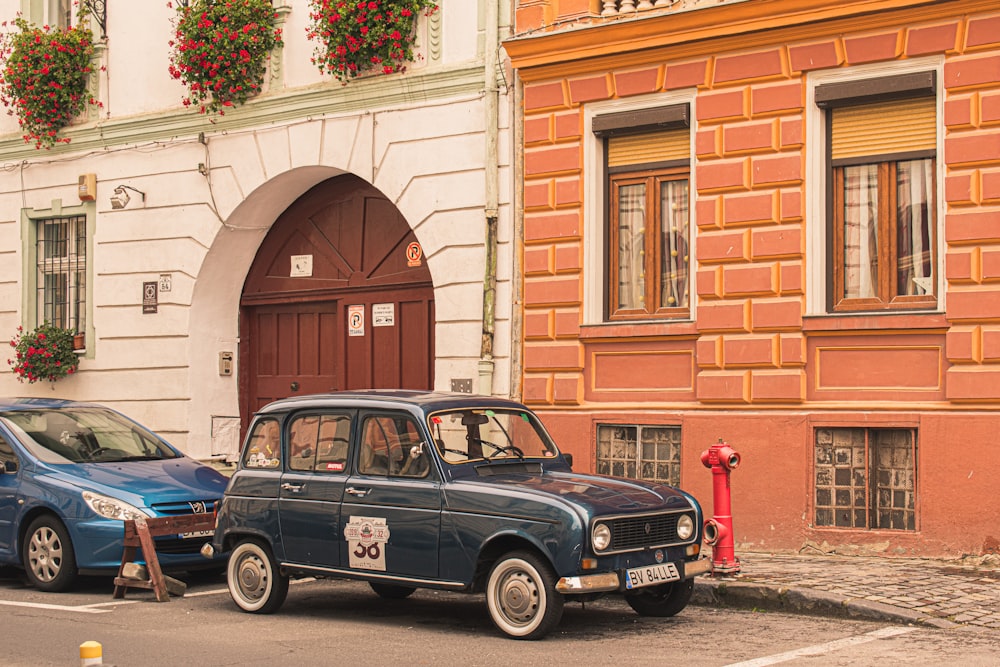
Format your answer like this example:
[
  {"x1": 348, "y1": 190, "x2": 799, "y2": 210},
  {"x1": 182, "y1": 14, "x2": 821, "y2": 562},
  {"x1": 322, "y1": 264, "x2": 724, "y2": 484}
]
[
  {"x1": 289, "y1": 415, "x2": 319, "y2": 471},
  {"x1": 0, "y1": 435, "x2": 17, "y2": 469},
  {"x1": 359, "y1": 414, "x2": 430, "y2": 479},
  {"x1": 242, "y1": 418, "x2": 281, "y2": 469},
  {"x1": 289, "y1": 413, "x2": 351, "y2": 473}
]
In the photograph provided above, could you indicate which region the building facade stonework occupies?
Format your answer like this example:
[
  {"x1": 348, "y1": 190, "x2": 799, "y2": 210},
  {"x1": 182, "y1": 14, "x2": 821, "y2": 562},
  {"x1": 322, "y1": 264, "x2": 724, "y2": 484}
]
[
  {"x1": 0, "y1": 1, "x2": 514, "y2": 461},
  {"x1": 505, "y1": 0, "x2": 1000, "y2": 557}
]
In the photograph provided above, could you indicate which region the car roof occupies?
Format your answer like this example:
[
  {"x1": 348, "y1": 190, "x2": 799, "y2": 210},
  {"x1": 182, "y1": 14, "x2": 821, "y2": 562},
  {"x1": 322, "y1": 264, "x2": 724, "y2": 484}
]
[
  {"x1": 0, "y1": 397, "x2": 107, "y2": 411},
  {"x1": 253, "y1": 390, "x2": 532, "y2": 417}
]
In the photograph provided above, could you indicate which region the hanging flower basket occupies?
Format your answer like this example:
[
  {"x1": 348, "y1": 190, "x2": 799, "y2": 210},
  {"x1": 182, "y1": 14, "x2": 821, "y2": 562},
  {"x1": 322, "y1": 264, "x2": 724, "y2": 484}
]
[
  {"x1": 167, "y1": 0, "x2": 284, "y2": 115},
  {"x1": 307, "y1": 0, "x2": 437, "y2": 83},
  {"x1": 8, "y1": 323, "x2": 80, "y2": 384},
  {"x1": 0, "y1": 15, "x2": 100, "y2": 149}
]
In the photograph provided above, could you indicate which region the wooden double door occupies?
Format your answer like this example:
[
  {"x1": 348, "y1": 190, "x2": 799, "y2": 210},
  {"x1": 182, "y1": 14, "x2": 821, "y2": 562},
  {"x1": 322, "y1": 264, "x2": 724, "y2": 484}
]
[{"x1": 239, "y1": 175, "x2": 434, "y2": 425}]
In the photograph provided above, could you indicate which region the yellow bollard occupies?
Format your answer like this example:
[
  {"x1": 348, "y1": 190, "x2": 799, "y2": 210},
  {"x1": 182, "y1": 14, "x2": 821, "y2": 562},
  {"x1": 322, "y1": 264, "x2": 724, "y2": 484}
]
[{"x1": 80, "y1": 641, "x2": 102, "y2": 666}]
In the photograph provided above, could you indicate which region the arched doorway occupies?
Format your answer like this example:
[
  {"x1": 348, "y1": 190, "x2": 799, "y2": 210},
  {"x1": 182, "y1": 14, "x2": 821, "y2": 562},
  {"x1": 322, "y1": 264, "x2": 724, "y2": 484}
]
[{"x1": 239, "y1": 174, "x2": 434, "y2": 425}]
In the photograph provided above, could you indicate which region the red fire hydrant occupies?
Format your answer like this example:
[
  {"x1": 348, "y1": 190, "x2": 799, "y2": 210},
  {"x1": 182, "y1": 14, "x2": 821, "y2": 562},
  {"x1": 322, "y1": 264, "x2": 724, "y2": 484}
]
[{"x1": 701, "y1": 438, "x2": 741, "y2": 575}]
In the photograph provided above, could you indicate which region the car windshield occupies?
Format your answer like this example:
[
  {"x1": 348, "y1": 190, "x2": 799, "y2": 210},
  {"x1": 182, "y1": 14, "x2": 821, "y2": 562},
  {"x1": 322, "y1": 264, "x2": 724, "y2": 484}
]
[
  {"x1": 428, "y1": 407, "x2": 559, "y2": 464},
  {"x1": 0, "y1": 407, "x2": 179, "y2": 463}
]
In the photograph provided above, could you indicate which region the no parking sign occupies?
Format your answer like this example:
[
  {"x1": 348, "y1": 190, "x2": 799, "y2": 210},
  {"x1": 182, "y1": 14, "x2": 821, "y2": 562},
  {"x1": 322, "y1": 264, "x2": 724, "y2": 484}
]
[{"x1": 348, "y1": 305, "x2": 364, "y2": 337}]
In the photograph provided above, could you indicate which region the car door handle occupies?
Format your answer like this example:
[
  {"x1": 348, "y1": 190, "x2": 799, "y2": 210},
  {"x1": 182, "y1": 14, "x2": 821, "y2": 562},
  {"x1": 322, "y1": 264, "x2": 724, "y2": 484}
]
[
  {"x1": 281, "y1": 482, "x2": 305, "y2": 492},
  {"x1": 345, "y1": 487, "x2": 370, "y2": 497}
]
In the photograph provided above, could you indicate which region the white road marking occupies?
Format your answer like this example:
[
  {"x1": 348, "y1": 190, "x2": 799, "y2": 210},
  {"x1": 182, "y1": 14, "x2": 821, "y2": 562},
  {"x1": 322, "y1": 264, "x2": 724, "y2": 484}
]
[
  {"x1": 0, "y1": 577, "x2": 316, "y2": 611},
  {"x1": 0, "y1": 598, "x2": 136, "y2": 614},
  {"x1": 186, "y1": 577, "x2": 316, "y2": 598},
  {"x1": 724, "y1": 626, "x2": 919, "y2": 667}
]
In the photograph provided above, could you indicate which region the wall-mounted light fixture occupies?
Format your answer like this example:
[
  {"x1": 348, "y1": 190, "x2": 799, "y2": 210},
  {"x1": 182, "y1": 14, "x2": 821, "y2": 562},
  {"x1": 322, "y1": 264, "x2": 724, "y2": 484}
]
[{"x1": 110, "y1": 185, "x2": 146, "y2": 210}]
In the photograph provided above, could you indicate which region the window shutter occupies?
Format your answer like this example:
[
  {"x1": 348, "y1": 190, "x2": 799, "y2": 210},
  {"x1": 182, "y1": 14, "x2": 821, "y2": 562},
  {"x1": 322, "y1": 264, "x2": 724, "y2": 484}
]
[
  {"x1": 608, "y1": 129, "x2": 689, "y2": 168},
  {"x1": 831, "y1": 97, "x2": 935, "y2": 160}
]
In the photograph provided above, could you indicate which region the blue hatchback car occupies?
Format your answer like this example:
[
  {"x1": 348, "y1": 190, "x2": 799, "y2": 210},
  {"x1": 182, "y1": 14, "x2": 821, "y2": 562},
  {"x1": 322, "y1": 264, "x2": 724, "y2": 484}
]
[
  {"x1": 0, "y1": 398, "x2": 230, "y2": 591},
  {"x1": 207, "y1": 391, "x2": 711, "y2": 639}
]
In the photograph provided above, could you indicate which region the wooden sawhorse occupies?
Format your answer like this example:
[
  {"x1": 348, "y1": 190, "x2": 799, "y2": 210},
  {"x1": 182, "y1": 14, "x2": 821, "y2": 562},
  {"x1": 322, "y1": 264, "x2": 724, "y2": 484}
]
[{"x1": 112, "y1": 514, "x2": 216, "y2": 602}]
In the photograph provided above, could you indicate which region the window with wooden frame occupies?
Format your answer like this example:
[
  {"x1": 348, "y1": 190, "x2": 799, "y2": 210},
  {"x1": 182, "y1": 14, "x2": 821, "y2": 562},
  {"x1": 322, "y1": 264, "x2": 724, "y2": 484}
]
[
  {"x1": 817, "y1": 73, "x2": 938, "y2": 313},
  {"x1": 594, "y1": 104, "x2": 691, "y2": 321}
]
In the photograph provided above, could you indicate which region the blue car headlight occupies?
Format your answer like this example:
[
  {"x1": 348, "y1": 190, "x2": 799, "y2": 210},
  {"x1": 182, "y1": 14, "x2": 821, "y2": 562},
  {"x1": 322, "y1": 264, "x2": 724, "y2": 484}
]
[{"x1": 82, "y1": 491, "x2": 148, "y2": 521}]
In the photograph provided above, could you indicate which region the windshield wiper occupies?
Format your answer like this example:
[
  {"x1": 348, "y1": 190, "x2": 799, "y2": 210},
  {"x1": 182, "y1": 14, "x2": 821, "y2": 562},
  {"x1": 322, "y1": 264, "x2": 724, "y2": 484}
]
[{"x1": 116, "y1": 455, "x2": 166, "y2": 462}]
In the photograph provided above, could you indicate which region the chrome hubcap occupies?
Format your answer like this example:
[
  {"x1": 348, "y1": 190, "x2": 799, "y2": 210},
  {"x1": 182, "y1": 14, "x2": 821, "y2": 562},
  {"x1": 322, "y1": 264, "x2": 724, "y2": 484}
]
[
  {"x1": 236, "y1": 554, "x2": 267, "y2": 601},
  {"x1": 498, "y1": 569, "x2": 539, "y2": 624},
  {"x1": 28, "y1": 527, "x2": 62, "y2": 582}
]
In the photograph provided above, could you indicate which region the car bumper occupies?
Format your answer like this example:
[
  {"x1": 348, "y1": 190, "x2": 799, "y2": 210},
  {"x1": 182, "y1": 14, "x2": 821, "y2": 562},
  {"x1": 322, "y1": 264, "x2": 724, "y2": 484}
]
[
  {"x1": 67, "y1": 517, "x2": 227, "y2": 572},
  {"x1": 555, "y1": 557, "x2": 712, "y2": 594}
]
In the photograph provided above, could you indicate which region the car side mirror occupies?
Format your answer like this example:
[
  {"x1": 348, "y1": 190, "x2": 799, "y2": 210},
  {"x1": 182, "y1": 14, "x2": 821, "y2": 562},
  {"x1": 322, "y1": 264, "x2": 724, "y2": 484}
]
[
  {"x1": 563, "y1": 452, "x2": 573, "y2": 469},
  {"x1": 2, "y1": 460, "x2": 17, "y2": 474}
]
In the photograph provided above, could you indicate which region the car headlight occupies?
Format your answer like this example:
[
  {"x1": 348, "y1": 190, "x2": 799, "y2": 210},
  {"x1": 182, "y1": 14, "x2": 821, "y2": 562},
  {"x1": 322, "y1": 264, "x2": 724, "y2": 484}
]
[
  {"x1": 676, "y1": 514, "x2": 694, "y2": 541},
  {"x1": 592, "y1": 522, "x2": 611, "y2": 552},
  {"x1": 82, "y1": 491, "x2": 147, "y2": 521}
]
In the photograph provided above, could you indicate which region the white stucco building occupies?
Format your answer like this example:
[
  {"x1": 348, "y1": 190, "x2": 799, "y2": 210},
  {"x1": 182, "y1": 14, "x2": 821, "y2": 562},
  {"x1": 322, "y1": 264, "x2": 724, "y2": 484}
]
[{"x1": 0, "y1": 0, "x2": 514, "y2": 460}]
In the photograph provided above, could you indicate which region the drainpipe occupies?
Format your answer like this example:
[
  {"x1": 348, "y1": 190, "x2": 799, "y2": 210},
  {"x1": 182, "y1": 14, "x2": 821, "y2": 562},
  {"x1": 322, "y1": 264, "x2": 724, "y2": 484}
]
[{"x1": 479, "y1": 0, "x2": 500, "y2": 396}]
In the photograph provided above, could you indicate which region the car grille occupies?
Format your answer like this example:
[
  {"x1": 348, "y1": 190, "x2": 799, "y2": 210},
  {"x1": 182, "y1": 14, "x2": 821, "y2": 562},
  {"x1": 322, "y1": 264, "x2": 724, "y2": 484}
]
[
  {"x1": 153, "y1": 535, "x2": 213, "y2": 554},
  {"x1": 148, "y1": 499, "x2": 219, "y2": 555},
  {"x1": 150, "y1": 499, "x2": 219, "y2": 516},
  {"x1": 607, "y1": 512, "x2": 691, "y2": 553}
]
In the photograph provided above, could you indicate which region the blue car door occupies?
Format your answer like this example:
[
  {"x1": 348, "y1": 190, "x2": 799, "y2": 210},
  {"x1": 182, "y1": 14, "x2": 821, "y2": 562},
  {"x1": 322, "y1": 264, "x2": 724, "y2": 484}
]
[
  {"x1": 277, "y1": 412, "x2": 354, "y2": 568},
  {"x1": 340, "y1": 411, "x2": 441, "y2": 580},
  {"x1": 0, "y1": 434, "x2": 20, "y2": 555}
]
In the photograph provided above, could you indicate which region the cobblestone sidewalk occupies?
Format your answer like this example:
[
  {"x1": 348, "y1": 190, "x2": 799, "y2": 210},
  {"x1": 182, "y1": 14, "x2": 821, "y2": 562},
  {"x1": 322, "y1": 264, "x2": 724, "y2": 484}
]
[{"x1": 693, "y1": 551, "x2": 1000, "y2": 629}]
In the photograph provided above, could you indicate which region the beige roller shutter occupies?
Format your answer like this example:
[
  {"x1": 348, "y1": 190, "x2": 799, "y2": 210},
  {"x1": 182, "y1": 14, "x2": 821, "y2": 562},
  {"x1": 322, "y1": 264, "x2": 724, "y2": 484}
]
[
  {"x1": 608, "y1": 129, "x2": 689, "y2": 168},
  {"x1": 831, "y1": 97, "x2": 936, "y2": 160}
]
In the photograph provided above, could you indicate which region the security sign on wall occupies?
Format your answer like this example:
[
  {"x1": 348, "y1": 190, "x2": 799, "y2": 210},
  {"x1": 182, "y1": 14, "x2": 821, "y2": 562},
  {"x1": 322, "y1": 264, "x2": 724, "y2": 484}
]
[
  {"x1": 348, "y1": 304, "x2": 364, "y2": 337},
  {"x1": 142, "y1": 281, "x2": 158, "y2": 314}
]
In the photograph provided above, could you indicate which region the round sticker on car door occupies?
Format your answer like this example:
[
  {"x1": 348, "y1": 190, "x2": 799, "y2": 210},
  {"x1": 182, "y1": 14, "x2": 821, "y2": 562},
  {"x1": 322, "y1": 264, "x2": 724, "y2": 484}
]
[{"x1": 344, "y1": 516, "x2": 390, "y2": 571}]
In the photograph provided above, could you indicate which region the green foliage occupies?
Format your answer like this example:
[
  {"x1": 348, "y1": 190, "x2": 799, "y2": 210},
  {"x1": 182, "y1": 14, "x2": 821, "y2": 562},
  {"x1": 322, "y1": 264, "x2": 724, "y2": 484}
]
[
  {"x1": 8, "y1": 323, "x2": 80, "y2": 384},
  {"x1": 0, "y1": 16, "x2": 99, "y2": 149},
  {"x1": 168, "y1": 0, "x2": 283, "y2": 115},
  {"x1": 306, "y1": 0, "x2": 437, "y2": 83}
]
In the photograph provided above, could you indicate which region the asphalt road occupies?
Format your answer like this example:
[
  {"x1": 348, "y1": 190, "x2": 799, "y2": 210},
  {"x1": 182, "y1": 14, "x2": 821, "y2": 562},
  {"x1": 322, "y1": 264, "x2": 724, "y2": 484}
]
[{"x1": 0, "y1": 568, "x2": 996, "y2": 666}]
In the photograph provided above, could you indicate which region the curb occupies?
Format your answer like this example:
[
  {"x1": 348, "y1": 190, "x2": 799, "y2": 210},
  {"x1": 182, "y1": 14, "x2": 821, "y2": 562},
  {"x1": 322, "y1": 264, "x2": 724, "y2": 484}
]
[{"x1": 692, "y1": 579, "x2": 957, "y2": 629}]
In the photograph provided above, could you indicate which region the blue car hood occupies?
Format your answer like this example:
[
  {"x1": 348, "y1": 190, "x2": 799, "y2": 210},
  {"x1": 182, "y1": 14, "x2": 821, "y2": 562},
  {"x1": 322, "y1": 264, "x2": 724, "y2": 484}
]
[
  {"x1": 39, "y1": 458, "x2": 229, "y2": 510},
  {"x1": 469, "y1": 469, "x2": 695, "y2": 515}
]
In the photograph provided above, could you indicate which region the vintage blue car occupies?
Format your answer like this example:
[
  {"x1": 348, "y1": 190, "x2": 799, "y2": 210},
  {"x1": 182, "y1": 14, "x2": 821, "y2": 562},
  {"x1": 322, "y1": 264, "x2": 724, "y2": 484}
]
[
  {"x1": 205, "y1": 391, "x2": 710, "y2": 639},
  {"x1": 0, "y1": 398, "x2": 230, "y2": 591}
]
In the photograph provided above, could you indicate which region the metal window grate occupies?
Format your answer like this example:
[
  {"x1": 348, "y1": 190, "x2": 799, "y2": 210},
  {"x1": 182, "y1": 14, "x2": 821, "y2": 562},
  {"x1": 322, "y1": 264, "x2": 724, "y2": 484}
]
[
  {"x1": 814, "y1": 427, "x2": 916, "y2": 531},
  {"x1": 36, "y1": 215, "x2": 86, "y2": 331},
  {"x1": 596, "y1": 424, "x2": 681, "y2": 486}
]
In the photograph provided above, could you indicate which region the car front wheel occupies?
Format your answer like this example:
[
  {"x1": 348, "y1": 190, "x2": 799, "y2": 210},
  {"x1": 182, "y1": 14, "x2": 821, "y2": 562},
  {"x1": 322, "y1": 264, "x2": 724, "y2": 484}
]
[
  {"x1": 624, "y1": 577, "x2": 694, "y2": 617},
  {"x1": 227, "y1": 539, "x2": 289, "y2": 614},
  {"x1": 22, "y1": 515, "x2": 77, "y2": 592},
  {"x1": 486, "y1": 550, "x2": 564, "y2": 640}
]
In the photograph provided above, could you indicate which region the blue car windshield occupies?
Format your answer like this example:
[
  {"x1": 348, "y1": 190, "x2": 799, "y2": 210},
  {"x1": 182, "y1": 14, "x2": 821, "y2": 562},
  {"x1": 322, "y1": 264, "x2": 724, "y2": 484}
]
[
  {"x1": 428, "y1": 408, "x2": 560, "y2": 464},
  {"x1": 0, "y1": 408, "x2": 180, "y2": 463}
]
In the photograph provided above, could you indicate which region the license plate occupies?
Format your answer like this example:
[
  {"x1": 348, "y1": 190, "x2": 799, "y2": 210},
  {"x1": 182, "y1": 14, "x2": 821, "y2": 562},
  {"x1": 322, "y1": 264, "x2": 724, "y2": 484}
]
[
  {"x1": 624, "y1": 562, "x2": 680, "y2": 589},
  {"x1": 179, "y1": 530, "x2": 214, "y2": 539}
]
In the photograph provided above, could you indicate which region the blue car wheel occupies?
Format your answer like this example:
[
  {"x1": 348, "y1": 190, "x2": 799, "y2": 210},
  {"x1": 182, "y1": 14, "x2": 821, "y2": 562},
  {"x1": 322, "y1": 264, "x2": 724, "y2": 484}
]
[{"x1": 23, "y1": 515, "x2": 78, "y2": 592}]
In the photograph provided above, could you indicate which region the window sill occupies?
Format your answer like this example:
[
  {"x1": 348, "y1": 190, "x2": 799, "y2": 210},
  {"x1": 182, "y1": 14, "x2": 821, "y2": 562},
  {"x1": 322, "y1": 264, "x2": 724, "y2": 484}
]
[
  {"x1": 580, "y1": 320, "x2": 697, "y2": 340},
  {"x1": 802, "y1": 311, "x2": 948, "y2": 333}
]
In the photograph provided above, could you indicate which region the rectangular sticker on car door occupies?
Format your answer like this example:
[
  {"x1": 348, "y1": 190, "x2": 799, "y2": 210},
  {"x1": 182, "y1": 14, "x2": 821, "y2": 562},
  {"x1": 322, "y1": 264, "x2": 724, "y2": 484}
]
[{"x1": 344, "y1": 516, "x2": 390, "y2": 571}]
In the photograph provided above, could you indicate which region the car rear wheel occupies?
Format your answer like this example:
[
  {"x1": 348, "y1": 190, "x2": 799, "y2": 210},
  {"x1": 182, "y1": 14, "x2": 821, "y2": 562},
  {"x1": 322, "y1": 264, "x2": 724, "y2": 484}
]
[
  {"x1": 624, "y1": 578, "x2": 694, "y2": 617},
  {"x1": 486, "y1": 550, "x2": 564, "y2": 640},
  {"x1": 22, "y1": 515, "x2": 77, "y2": 592},
  {"x1": 369, "y1": 582, "x2": 417, "y2": 599},
  {"x1": 227, "y1": 539, "x2": 288, "y2": 614}
]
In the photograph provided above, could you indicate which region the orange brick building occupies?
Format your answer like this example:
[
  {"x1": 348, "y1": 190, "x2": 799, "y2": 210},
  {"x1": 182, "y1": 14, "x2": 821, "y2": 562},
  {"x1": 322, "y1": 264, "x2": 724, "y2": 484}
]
[{"x1": 504, "y1": 0, "x2": 1000, "y2": 558}]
